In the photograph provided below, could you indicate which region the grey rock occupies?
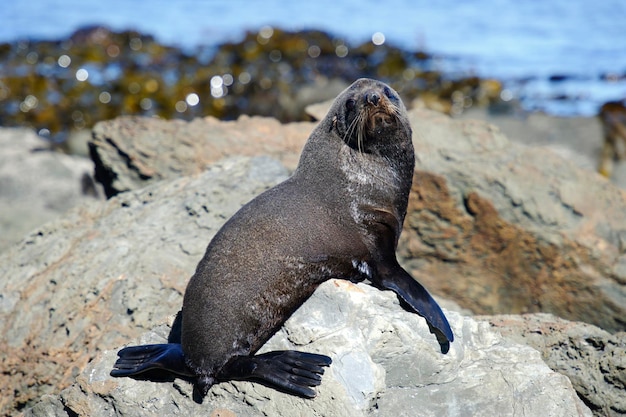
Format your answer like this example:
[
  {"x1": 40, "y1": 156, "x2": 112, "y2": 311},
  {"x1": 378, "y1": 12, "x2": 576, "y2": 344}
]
[
  {"x1": 458, "y1": 107, "x2": 626, "y2": 190},
  {"x1": 4, "y1": 109, "x2": 626, "y2": 415},
  {"x1": 25, "y1": 281, "x2": 591, "y2": 417},
  {"x1": 481, "y1": 313, "x2": 626, "y2": 417},
  {"x1": 305, "y1": 97, "x2": 333, "y2": 121},
  {"x1": 457, "y1": 108, "x2": 603, "y2": 168},
  {"x1": 280, "y1": 76, "x2": 348, "y2": 121},
  {"x1": 87, "y1": 110, "x2": 626, "y2": 332},
  {"x1": 0, "y1": 128, "x2": 103, "y2": 253},
  {"x1": 0, "y1": 156, "x2": 289, "y2": 414}
]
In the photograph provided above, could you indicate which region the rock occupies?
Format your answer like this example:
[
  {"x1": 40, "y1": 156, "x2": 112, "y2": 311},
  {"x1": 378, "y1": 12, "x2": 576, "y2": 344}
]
[
  {"x1": 0, "y1": 156, "x2": 289, "y2": 414},
  {"x1": 481, "y1": 313, "x2": 626, "y2": 417},
  {"x1": 25, "y1": 281, "x2": 591, "y2": 417},
  {"x1": 279, "y1": 77, "x2": 349, "y2": 121},
  {"x1": 89, "y1": 115, "x2": 312, "y2": 197},
  {"x1": 63, "y1": 129, "x2": 93, "y2": 158},
  {"x1": 399, "y1": 108, "x2": 626, "y2": 332},
  {"x1": 88, "y1": 109, "x2": 626, "y2": 332},
  {"x1": 458, "y1": 108, "x2": 626, "y2": 190},
  {"x1": 0, "y1": 128, "x2": 103, "y2": 253},
  {"x1": 305, "y1": 97, "x2": 335, "y2": 120},
  {"x1": 5, "y1": 109, "x2": 626, "y2": 414},
  {"x1": 458, "y1": 108, "x2": 603, "y2": 166}
]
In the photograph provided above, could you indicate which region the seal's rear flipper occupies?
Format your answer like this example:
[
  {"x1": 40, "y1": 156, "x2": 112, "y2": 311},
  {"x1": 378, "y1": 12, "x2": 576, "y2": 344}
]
[
  {"x1": 110, "y1": 343, "x2": 194, "y2": 380},
  {"x1": 219, "y1": 350, "x2": 332, "y2": 398},
  {"x1": 375, "y1": 264, "x2": 454, "y2": 353}
]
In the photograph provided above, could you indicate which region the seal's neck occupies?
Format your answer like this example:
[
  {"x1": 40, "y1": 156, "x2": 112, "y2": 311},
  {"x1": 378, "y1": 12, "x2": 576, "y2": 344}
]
[{"x1": 295, "y1": 121, "x2": 414, "y2": 231}]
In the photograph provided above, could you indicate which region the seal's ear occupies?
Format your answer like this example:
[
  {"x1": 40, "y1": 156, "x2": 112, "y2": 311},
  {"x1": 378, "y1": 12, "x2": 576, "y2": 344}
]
[{"x1": 330, "y1": 115, "x2": 337, "y2": 132}]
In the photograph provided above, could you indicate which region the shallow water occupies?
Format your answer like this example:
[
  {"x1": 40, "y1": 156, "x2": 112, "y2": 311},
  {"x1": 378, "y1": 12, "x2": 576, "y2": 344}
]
[{"x1": 3, "y1": 0, "x2": 626, "y2": 116}]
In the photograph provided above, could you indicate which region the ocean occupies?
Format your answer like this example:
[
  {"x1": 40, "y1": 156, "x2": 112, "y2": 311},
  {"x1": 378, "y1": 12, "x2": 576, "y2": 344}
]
[{"x1": 3, "y1": 0, "x2": 626, "y2": 116}]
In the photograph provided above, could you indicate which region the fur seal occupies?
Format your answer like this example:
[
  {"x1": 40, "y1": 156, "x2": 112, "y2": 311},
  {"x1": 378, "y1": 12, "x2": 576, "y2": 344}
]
[
  {"x1": 598, "y1": 100, "x2": 626, "y2": 178},
  {"x1": 111, "y1": 78, "x2": 454, "y2": 401}
]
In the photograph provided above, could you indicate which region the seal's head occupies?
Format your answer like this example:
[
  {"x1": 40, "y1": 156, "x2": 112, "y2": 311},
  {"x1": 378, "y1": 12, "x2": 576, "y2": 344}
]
[
  {"x1": 329, "y1": 78, "x2": 412, "y2": 154},
  {"x1": 296, "y1": 78, "x2": 414, "y2": 198}
]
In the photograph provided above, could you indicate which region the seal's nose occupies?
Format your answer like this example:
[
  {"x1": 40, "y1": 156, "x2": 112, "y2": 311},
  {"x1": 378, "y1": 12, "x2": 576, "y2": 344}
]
[{"x1": 366, "y1": 92, "x2": 380, "y2": 106}]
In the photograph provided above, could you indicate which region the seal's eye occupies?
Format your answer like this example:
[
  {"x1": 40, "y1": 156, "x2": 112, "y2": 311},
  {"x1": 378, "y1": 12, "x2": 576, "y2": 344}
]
[
  {"x1": 383, "y1": 86, "x2": 396, "y2": 101},
  {"x1": 346, "y1": 98, "x2": 356, "y2": 111}
]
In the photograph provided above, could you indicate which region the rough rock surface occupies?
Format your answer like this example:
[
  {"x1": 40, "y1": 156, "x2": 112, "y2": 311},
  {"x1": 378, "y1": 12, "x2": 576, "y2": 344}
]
[
  {"x1": 4, "y1": 109, "x2": 626, "y2": 415},
  {"x1": 25, "y1": 281, "x2": 591, "y2": 417},
  {"x1": 481, "y1": 313, "x2": 626, "y2": 417},
  {"x1": 89, "y1": 115, "x2": 311, "y2": 197},
  {"x1": 88, "y1": 109, "x2": 626, "y2": 332},
  {"x1": 0, "y1": 157, "x2": 289, "y2": 415},
  {"x1": 399, "y1": 108, "x2": 626, "y2": 332},
  {"x1": 458, "y1": 107, "x2": 626, "y2": 190},
  {"x1": 0, "y1": 128, "x2": 103, "y2": 252}
]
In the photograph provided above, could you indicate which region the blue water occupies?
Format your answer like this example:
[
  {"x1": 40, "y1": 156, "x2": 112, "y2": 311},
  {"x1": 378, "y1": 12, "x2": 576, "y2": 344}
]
[{"x1": 3, "y1": 0, "x2": 626, "y2": 116}]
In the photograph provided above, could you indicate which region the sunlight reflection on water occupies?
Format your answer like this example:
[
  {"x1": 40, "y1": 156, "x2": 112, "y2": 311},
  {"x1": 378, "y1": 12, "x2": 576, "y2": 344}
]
[{"x1": 2, "y1": 0, "x2": 626, "y2": 115}]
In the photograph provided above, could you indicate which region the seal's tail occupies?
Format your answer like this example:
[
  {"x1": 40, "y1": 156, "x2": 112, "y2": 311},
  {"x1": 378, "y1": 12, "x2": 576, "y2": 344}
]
[{"x1": 110, "y1": 343, "x2": 194, "y2": 379}]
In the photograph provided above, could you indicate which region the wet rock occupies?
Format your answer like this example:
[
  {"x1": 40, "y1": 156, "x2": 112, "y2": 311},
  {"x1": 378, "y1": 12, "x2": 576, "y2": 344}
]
[
  {"x1": 24, "y1": 282, "x2": 591, "y2": 417},
  {"x1": 0, "y1": 26, "x2": 502, "y2": 139},
  {"x1": 482, "y1": 314, "x2": 626, "y2": 417}
]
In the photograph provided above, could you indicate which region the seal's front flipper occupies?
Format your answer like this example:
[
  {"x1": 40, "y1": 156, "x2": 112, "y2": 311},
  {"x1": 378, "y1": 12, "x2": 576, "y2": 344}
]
[
  {"x1": 219, "y1": 350, "x2": 332, "y2": 398},
  {"x1": 110, "y1": 343, "x2": 194, "y2": 380},
  {"x1": 375, "y1": 264, "x2": 454, "y2": 353}
]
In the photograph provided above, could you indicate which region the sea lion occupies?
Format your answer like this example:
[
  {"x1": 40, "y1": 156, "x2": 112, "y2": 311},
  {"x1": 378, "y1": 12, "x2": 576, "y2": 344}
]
[
  {"x1": 598, "y1": 100, "x2": 626, "y2": 178},
  {"x1": 111, "y1": 78, "x2": 454, "y2": 402}
]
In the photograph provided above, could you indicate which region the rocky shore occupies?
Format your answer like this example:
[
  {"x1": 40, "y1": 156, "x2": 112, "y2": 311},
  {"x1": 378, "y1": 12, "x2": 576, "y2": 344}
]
[
  {"x1": 0, "y1": 26, "x2": 501, "y2": 142},
  {"x1": 1, "y1": 102, "x2": 625, "y2": 416}
]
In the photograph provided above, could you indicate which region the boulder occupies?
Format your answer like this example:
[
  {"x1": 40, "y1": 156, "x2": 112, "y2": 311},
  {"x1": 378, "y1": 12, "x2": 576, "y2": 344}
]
[
  {"x1": 0, "y1": 128, "x2": 103, "y2": 253},
  {"x1": 25, "y1": 281, "x2": 591, "y2": 417},
  {"x1": 89, "y1": 115, "x2": 311, "y2": 197},
  {"x1": 482, "y1": 313, "x2": 626, "y2": 416},
  {"x1": 399, "y1": 108, "x2": 626, "y2": 332},
  {"x1": 458, "y1": 107, "x2": 626, "y2": 190},
  {"x1": 87, "y1": 109, "x2": 626, "y2": 332},
  {"x1": 4, "y1": 108, "x2": 626, "y2": 414},
  {"x1": 458, "y1": 108, "x2": 603, "y2": 173},
  {"x1": 0, "y1": 156, "x2": 289, "y2": 414}
]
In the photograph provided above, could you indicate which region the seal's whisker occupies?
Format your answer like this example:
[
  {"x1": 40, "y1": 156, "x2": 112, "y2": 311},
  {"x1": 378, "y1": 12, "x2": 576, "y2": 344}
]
[
  {"x1": 343, "y1": 112, "x2": 361, "y2": 149},
  {"x1": 357, "y1": 112, "x2": 366, "y2": 153}
]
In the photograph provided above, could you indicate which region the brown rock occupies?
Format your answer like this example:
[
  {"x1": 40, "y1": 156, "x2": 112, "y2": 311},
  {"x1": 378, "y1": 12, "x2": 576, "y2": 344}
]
[
  {"x1": 90, "y1": 115, "x2": 313, "y2": 197},
  {"x1": 398, "y1": 108, "x2": 626, "y2": 332},
  {"x1": 86, "y1": 109, "x2": 626, "y2": 331},
  {"x1": 4, "y1": 108, "x2": 626, "y2": 415}
]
